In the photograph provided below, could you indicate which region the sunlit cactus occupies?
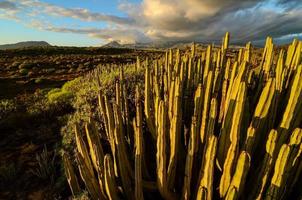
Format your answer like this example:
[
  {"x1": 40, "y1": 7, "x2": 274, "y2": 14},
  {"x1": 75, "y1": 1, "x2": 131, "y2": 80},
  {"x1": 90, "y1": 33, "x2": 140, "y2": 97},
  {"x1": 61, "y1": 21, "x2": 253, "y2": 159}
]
[{"x1": 63, "y1": 33, "x2": 302, "y2": 200}]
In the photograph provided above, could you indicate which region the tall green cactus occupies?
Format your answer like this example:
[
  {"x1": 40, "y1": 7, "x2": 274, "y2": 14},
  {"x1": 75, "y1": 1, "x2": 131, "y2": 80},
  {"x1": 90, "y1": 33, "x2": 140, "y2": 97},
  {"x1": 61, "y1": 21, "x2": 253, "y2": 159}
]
[
  {"x1": 225, "y1": 151, "x2": 251, "y2": 200},
  {"x1": 134, "y1": 87, "x2": 144, "y2": 200},
  {"x1": 196, "y1": 135, "x2": 218, "y2": 200},
  {"x1": 104, "y1": 154, "x2": 120, "y2": 200},
  {"x1": 62, "y1": 153, "x2": 81, "y2": 197},
  {"x1": 63, "y1": 33, "x2": 302, "y2": 200},
  {"x1": 219, "y1": 82, "x2": 246, "y2": 198}
]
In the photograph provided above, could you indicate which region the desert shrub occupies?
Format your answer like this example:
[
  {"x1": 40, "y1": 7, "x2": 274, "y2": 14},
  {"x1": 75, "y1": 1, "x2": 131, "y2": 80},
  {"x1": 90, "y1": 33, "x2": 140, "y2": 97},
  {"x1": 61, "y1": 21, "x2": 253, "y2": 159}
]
[
  {"x1": 19, "y1": 62, "x2": 33, "y2": 69},
  {"x1": 10, "y1": 61, "x2": 21, "y2": 69},
  {"x1": 0, "y1": 99, "x2": 17, "y2": 121},
  {"x1": 35, "y1": 78, "x2": 44, "y2": 84},
  {"x1": 47, "y1": 88, "x2": 61, "y2": 96},
  {"x1": 73, "y1": 191, "x2": 89, "y2": 200},
  {"x1": 47, "y1": 89, "x2": 73, "y2": 104},
  {"x1": 46, "y1": 79, "x2": 81, "y2": 104},
  {"x1": 45, "y1": 68, "x2": 56, "y2": 73},
  {"x1": 61, "y1": 78, "x2": 80, "y2": 92},
  {"x1": 19, "y1": 68, "x2": 29, "y2": 75},
  {"x1": 30, "y1": 145, "x2": 57, "y2": 185},
  {"x1": 84, "y1": 62, "x2": 90, "y2": 67}
]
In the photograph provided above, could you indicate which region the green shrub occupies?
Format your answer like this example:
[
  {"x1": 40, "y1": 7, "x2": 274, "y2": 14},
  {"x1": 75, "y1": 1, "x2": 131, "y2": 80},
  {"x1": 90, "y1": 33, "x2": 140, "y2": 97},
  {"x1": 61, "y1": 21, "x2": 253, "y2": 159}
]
[
  {"x1": 0, "y1": 99, "x2": 17, "y2": 121},
  {"x1": 47, "y1": 89, "x2": 73, "y2": 103},
  {"x1": 47, "y1": 88, "x2": 61, "y2": 95},
  {"x1": 61, "y1": 78, "x2": 80, "y2": 92}
]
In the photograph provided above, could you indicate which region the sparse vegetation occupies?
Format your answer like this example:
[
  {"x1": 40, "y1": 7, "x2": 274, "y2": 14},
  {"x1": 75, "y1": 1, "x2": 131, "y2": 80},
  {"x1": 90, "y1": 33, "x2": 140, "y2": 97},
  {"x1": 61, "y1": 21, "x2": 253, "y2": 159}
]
[
  {"x1": 47, "y1": 89, "x2": 73, "y2": 104},
  {"x1": 0, "y1": 46, "x2": 161, "y2": 199},
  {"x1": 30, "y1": 145, "x2": 57, "y2": 185}
]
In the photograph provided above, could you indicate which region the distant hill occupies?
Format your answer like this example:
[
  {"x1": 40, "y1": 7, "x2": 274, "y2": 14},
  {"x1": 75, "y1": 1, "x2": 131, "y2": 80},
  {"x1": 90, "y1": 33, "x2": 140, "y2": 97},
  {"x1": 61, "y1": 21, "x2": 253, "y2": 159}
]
[
  {"x1": 101, "y1": 40, "x2": 225, "y2": 49},
  {"x1": 101, "y1": 41, "x2": 124, "y2": 48},
  {"x1": 0, "y1": 41, "x2": 51, "y2": 50},
  {"x1": 102, "y1": 40, "x2": 194, "y2": 49}
]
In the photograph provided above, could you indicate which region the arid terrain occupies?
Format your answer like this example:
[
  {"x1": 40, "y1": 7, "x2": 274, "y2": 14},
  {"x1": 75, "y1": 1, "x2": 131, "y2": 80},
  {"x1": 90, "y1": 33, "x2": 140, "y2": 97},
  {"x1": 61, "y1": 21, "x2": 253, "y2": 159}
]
[
  {"x1": 0, "y1": 47, "x2": 162, "y2": 98},
  {"x1": 0, "y1": 46, "x2": 163, "y2": 199}
]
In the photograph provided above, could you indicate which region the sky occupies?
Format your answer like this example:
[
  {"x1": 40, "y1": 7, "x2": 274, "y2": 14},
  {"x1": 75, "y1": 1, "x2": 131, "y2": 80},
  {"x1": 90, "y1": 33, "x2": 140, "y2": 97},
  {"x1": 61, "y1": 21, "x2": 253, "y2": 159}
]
[{"x1": 0, "y1": 0, "x2": 301, "y2": 46}]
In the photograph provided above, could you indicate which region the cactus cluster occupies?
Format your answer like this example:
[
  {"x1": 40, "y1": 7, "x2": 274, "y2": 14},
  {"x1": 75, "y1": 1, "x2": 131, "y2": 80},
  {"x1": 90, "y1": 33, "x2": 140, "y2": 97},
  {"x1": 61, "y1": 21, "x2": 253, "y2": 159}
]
[{"x1": 63, "y1": 33, "x2": 302, "y2": 200}]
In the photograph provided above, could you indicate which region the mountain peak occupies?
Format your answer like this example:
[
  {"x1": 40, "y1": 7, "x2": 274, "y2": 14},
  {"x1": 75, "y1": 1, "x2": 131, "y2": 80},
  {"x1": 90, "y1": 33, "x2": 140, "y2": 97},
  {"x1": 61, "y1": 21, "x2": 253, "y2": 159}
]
[{"x1": 102, "y1": 41, "x2": 123, "y2": 48}]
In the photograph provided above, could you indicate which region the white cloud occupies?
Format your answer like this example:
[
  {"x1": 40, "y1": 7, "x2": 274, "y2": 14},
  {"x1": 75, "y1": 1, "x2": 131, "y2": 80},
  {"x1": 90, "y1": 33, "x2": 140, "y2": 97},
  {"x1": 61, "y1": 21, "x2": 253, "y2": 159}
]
[{"x1": 0, "y1": 0, "x2": 301, "y2": 45}]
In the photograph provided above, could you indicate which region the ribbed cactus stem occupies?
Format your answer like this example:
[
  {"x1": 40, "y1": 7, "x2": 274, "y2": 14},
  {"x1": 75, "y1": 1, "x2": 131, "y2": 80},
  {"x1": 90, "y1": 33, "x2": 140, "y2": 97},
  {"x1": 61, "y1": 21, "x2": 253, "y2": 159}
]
[
  {"x1": 248, "y1": 129, "x2": 278, "y2": 200},
  {"x1": 62, "y1": 153, "x2": 81, "y2": 197},
  {"x1": 276, "y1": 50, "x2": 284, "y2": 92},
  {"x1": 285, "y1": 38, "x2": 298, "y2": 68},
  {"x1": 244, "y1": 42, "x2": 251, "y2": 62},
  {"x1": 219, "y1": 82, "x2": 246, "y2": 197},
  {"x1": 144, "y1": 66, "x2": 156, "y2": 139},
  {"x1": 134, "y1": 86, "x2": 144, "y2": 200},
  {"x1": 104, "y1": 154, "x2": 120, "y2": 200},
  {"x1": 191, "y1": 42, "x2": 196, "y2": 57},
  {"x1": 245, "y1": 78, "x2": 276, "y2": 155},
  {"x1": 196, "y1": 135, "x2": 218, "y2": 200},
  {"x1": 98, "y1": 91, "x2": 109, "y2": 138},
  {"x1": 218, "y1": 63, "x2": 246, "y2": 167},
  {"x1": 200, "y1": 71, "x2": 213, "y2": 144},
  {"x1": 104, "y1": 96, "x2": 119, "y2": 177},
  {"x1": 223, "y1": 32, "x2": 230, "y2": 52},
  {"x1": 278, "y1": 64, "x2": 302, "y2": 149},
  {"x1": 203, "y1": 45, "x2": 212, "y2": 84},
  {"x1": 262, "y1": 37, "x2": 274, "y2": 77},
  {"x1": 265, "y1": 144, "x2": 291, "y2": 199},
  {"x1": 77, "y1": 153, "x2": 106, "y2": 200},
  {"x1": 85, "y1": 119, "x2": 105, "y2": 173},
  {"x1": 75, "y1": 124, "x2": 94, "y2": 176},
  {"x1": 156, "y1": 100, "x2": 168, "y2": 198},
  {"x1": 225, "y1": 151, "x2": 251, "y2": 200},
  {"x1": 182, "y1": 116, "x2": 198, "y2": 200},
  {"x1": 167, "y1": 78, "x2": 182, "y2": 190},
  {"x1": 113, "y1": 104, "x2": 133, "y2": 200}
]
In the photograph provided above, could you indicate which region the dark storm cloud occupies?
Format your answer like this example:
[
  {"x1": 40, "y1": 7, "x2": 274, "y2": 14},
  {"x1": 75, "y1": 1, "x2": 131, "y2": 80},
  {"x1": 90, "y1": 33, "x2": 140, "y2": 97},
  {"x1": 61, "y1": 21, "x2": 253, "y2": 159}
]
[
  {"x1": 1, "y1": 0, "x2": 302, "y2": 44},
  {"x1": 128, "y1": 0, "x2": 302, "y2": 43}
]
